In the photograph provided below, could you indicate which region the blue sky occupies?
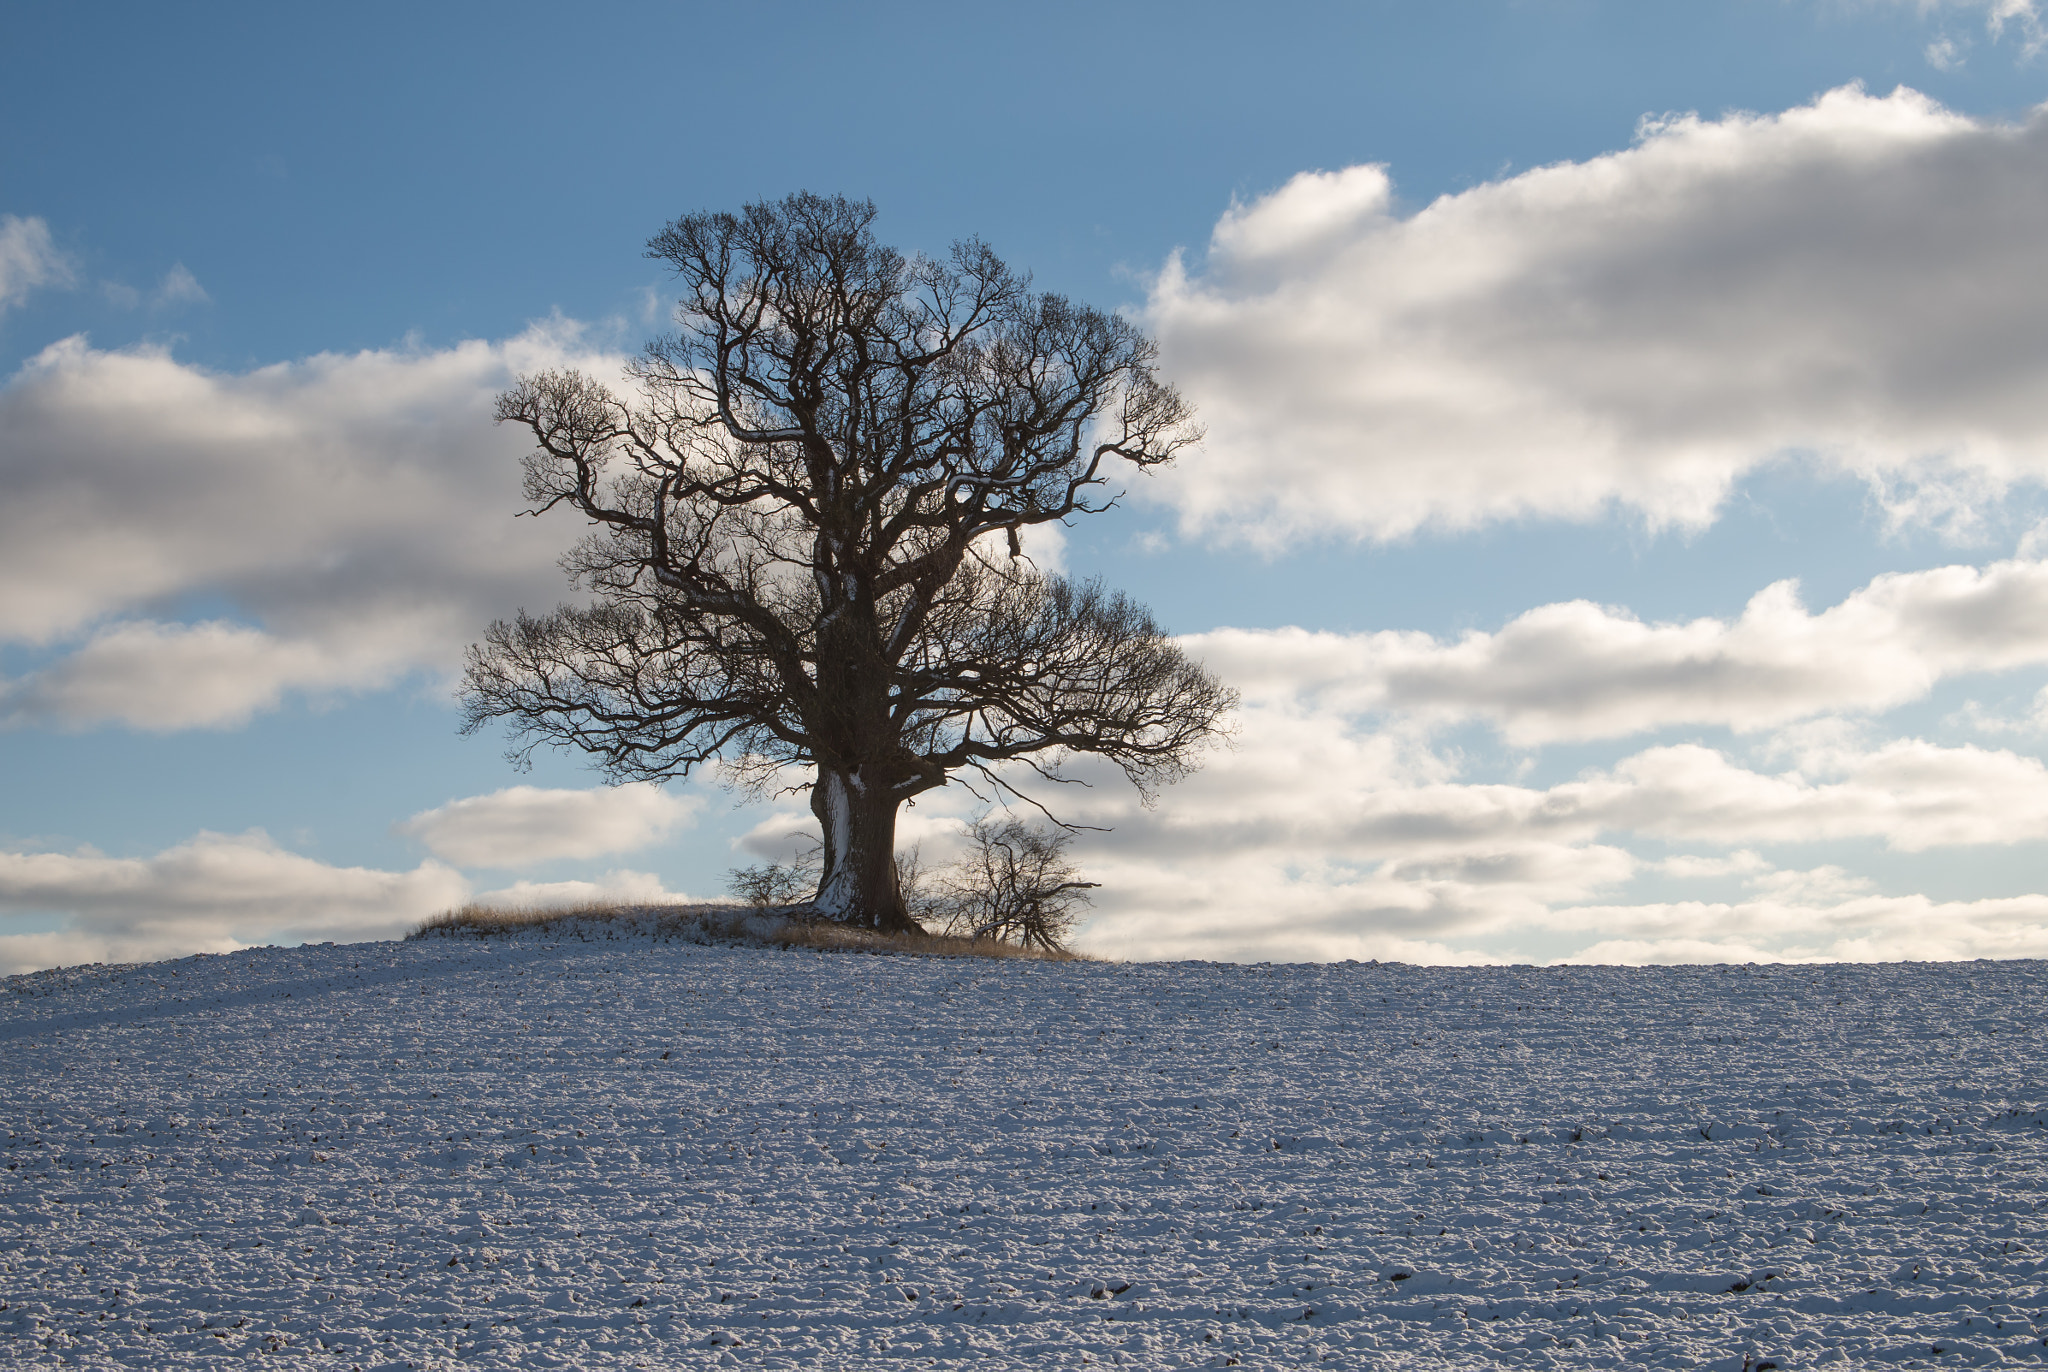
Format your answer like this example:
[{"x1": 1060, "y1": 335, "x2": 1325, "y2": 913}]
[{"x1": 8, "y1": 0, "x2": 2048, "y2": 969}]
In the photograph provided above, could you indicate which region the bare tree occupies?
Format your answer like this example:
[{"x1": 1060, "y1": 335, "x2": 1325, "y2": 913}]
[
  {"x1": 938, "y1": 815, "x2": 1098, "y2": 952},
  {"x1": 726, "y1": 855, "x2": 818, "y2": 909},
  {"x1": 463, "y1": 193, "x2": 1235, "y2": 932},
  {"x1": 892, "y1": 845, "x2": 950, "y2": 931}
]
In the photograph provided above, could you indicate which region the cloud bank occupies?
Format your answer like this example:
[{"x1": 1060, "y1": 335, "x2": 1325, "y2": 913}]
[
  {"x1": 0, "y1": 323, "x2": 621, "y2": 730},
  {"x1": 0, "y1": 831, "x2": 466, "y2": 975},
  {"x1": 397, "y1": 783, "x2": 703, "y2": 869},
  {"x1": 1067, "y1": 725, "x2": 2048, "y2": 964},
  {"x1": 0, "y1": 786, "x2": 708, "y2": 974},
  {"x1": 996, "y1": 558, "x2": 2048, "y2": 964},
  {"x1": 1148, "y1": 85, "x2": 2048, "y2": 543},
  {"x1": 1188, "y1": 558, "x2": 2048, "y2": 744}
]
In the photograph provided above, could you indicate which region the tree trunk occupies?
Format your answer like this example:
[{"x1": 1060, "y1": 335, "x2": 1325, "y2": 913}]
[{"x1": 809, "y1": 767, "x2": 922, "y2": 933}]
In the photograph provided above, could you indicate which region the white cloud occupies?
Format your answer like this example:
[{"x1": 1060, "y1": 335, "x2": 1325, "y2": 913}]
[
  {"x1": 0, "y1": 215, "x2": 75, "y2": 314},
  {"x1": 1074, "y1": 757, "x2": 2048, "y2": 963},
  {"x1": 1568, "y1": 739, "x2": 2048, "y2": 850},
  {"x1": 1185, "y1": 558, "x2": 2048, "y2": 745},
  {"x1": 1655, "y1": 850, "x2": 1769, "y2": 880},
  {"x1": 1066, "y1": 724, "x2": 2048, "y2": 872},
  {"x1": 1908, "y1": 0, "x2": 2048, "y2": 53},
  {"x1": 1014, "y1": 636, "x2": 2048, "y2": 961},
  {"x1": 99, "y1": 264, "x2": 211, "y2": 312},
  {"x1": 0, "y1": 322, "x2": 624, "y2": 729},
  {"x1": 0, "y1": 806, "x2": 702, "y2": 973},
  {"x1": 153, "y1": 264, "x2": 208, "y2": 308},
  {"x1": 1925, "y1": 35, "x2": 1967, "y2": 68},
  {"x1": 1540, "y1": 890, "x2": 2048, "y2": 965},
  {"x1": 1074, "y1": 832, "x2": 1632, "y2": 965},
  {"x1": 1990, "y1": 681, "x2": 2048, "y2": 734},
  {"x1": 1148, "y1": 85, "x2": 2048, "y2": 544},
  {"x1": 396, "y1": 783, "x2": 703, "y2": 869},
  {"x1": 472, "y1": 870, "x2": 691, "y2": 908},
  {"x1": 1081, "y1": 819, "x2": 2048, "y2": 966},
  {"x1": 0, "y1": 617, "x2": 439, "y2": 730},
  {"x1": 0, "y1": 830, "x2": 467, "y2": 975}
]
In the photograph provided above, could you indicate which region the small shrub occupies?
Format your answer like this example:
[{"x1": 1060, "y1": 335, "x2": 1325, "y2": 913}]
[{"x1": 895, "y1": 844, "x2": 951, "y2": 930}]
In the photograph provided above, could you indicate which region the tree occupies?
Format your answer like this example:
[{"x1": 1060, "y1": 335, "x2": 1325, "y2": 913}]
[
  {"x1": 726, "y1": 854, "x2": 818, "y2": 909},
  {"x1": 892, "y1": 845, "x2": 949, "y2": 930},
  {"x1": 462, "y1": 193, "x2": 1235, "y2": 932},
  {"x1": 937, "y1": 815, "x2": 1097, "y2": 952}
]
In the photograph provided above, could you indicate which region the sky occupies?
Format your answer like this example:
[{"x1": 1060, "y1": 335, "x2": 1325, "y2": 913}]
[{"x1": 7, "y1": 0, "x2": 2048, "y2": 971}]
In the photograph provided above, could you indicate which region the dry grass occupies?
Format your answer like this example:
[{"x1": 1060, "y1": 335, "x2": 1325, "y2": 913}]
[{"x1": 406, "y1": 900, "x2": 1091, "y2": 962}]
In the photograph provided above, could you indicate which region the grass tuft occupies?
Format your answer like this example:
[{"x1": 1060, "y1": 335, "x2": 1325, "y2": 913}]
[{"x1": 406, "y1": 901, "x2": 1091, "y2": 961}]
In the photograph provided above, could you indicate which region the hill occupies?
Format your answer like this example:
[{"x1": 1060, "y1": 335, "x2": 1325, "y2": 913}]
[{"x1": 4, "y1": 936, "x2": 2046, "y2": 1368}]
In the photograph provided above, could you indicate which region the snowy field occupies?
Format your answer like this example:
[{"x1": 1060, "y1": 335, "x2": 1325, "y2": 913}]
[{"x1": 3, "y1": 937, "x2": 2045, "y2": 1370}]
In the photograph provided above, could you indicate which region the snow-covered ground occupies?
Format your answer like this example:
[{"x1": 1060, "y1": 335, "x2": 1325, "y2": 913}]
[{"x1": 3, "y1": 936, "x2": 2045, "y2": 1370}]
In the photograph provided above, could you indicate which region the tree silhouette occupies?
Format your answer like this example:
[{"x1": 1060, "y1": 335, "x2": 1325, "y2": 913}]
[{"x1": 463, "y1": 194, "x2": 1234, "y2": 931}]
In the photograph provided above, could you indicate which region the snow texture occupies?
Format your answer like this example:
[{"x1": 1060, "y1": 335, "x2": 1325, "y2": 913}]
[{"x1": 3, "y1": 936, "x2": 2046, "y2": 1369}]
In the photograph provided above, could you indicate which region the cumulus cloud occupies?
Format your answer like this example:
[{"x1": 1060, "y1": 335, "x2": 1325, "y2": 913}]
[
  {"x1": 0, "y1": 215, "x2": 75, "y2": 314},
  {"x1": 0, "y1": 810, "x2": 703, "y2": 973},
  {"x1": 1080, "y1": 805, "x2": 2048, "y2": 967},
  {"x1": 1564, "y1": 738, "x2": 2048, "y2": 850},
  {"x1": 1185, "y1": 558, "x2": 2048, "y2": 745},
  {"x1": 396, "y1": 783, "x2": 703, "y2": 869},
  {"x1": 1075, "y1": 838, "x2": 1628, "y2": 965},
  {"x1": 1007, "y1": 611, "x2": 2048, "y2": 963},
  {"x1": 0, "y1": 831, "x2": 468, "y2": 975},
  {"x1": 1111, "y1": 735, "x2": 2048, "y2": 862},
  {"x1": 0, "y1": 323, "x2": 624, "y2": 728},
  {"x1": 1147, "y1": 85, "x2": 2048, "y2": 543},
  {"x1": 0, "y1": 617, "x2": 443, "y2": 730}
]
